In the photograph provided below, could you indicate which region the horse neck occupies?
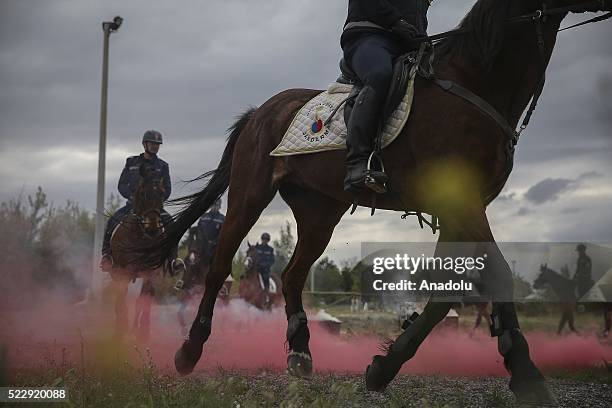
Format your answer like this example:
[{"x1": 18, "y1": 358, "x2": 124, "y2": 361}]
[
  {"x1": 446, "y1": 5, "x2": 566, "y2": 128},
  {"x1": 544, "y1": 267, "x2": 571, "y2": 292}
]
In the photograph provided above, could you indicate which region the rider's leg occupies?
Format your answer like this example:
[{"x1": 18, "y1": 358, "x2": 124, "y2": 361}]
[
  {"x1": 342, "y1": 34, "x2": 403, "y2": 192},
  {"x1": 103, "y1": 204, "x2": 131, "y2": 256},
  {"x1": 260, "y1": 268, "x2": 271, "y2": 292}
]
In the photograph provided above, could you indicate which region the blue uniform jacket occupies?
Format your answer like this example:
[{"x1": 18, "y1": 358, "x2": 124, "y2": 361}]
[
  {"x1": 118, "y1": 154, "x2": 171, "y2": 203},
  {"x1": 255, "y1": 243, "x2": 275, "y2": 273},
  {"x1": 197, "y1": 210, "x2": 225, "y2": 252}
]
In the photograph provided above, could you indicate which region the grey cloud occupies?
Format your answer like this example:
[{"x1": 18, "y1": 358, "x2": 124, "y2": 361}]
[
  {"x1": 517, "y1": 207, "x2": 530, "y2": 216},
  {"x1": 0, "y1": 1, "x2": 611, "y2": 262},
  {"x1": 524, "y1": 178, "x2": 574, "y2": 205},
  {"x1": 577, "y1": 171, "x2": 603, "y2": 180}
]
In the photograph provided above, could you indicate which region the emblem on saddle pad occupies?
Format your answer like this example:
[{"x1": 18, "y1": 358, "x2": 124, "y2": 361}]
[{"x1": 302, "y1": 104, "x2": 334, "y2": 143}]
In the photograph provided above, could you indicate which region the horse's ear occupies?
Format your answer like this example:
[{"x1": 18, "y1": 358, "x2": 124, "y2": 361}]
[{"x1": 247, "y1": 241, "x2": 251, "y2": 248}]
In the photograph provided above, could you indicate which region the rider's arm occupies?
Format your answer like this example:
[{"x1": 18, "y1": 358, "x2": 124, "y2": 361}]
[
  {"x1": 362, "y1": 0, "x2": 404, "y2": 28},
  {"x1": 118, "y1": 159, "x2": 132, "y2": 200}
]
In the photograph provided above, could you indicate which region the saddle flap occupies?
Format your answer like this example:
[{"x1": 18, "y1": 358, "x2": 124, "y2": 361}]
[{"x1": 381, "y1": 52, "x2": 418, "y2": 123}]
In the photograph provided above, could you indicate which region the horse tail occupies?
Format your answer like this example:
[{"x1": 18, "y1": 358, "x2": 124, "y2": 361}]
[{"x1": 141, "y1": 107, "x2": 257, "y2": 267}]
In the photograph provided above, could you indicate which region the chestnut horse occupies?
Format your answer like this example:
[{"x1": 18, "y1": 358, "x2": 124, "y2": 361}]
[
  {"x1": 109, "y1": 165, "x2": 166, "y2": 341},
  {"x1": 140, "y1": 0, "x2": 610, "y2": 403}
]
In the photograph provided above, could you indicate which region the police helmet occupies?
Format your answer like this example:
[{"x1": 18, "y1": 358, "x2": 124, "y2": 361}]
[
  {"x1": 261, "y1": 232, "x2": 271, "y2": 241},
  {"x1": 142, "y1": 130, "x2": 163, "y2": 144}
]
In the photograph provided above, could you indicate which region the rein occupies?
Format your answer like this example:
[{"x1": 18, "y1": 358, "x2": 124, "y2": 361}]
[
  {"x1": 413, "y1": 1, "x2": 611, "y2": 45},
  {"x1": 425, "y1": 0, "x2": 610, "y2": 141}
]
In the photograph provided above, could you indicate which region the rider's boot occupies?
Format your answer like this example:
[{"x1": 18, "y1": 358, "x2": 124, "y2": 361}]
[{"x1": 344, "y1": 85, "x2": 388, "y2": 194}]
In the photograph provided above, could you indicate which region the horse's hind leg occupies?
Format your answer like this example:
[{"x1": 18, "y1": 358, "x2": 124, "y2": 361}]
[
  {"x1": 365, "y1": 222, "x2": 458, "y2": 391},
  {"x1": 366, "y1": 201, "x2": 552, "y2": 403},
  {"x1": 174, "y1": 179, "x2": 277, "y2": 375},
  {"x1": 135, "y1": 276, "x2": 155, "y2": 342},
  {"x1": 279, "y1": 185, "x2": 349, "y2": 377}
]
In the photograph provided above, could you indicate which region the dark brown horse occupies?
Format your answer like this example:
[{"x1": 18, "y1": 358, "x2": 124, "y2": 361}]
[
  {"x1": 140, "y1": 0, "x2": 610, "y2": 403},
  {"x1": 238, "y1": 243, "x2": 283, "y2": 310},
  {"x1": 109, "y1": 165, "x2": 166, "y2": 341}
]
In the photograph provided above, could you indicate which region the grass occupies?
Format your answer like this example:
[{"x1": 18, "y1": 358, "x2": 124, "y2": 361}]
[{"x1": 3, "y1": 305, "x2": 609, "y2": 407}]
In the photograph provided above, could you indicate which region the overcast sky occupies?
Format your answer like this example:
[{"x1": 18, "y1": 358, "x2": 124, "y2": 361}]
[{"x1": 1, "y1": 0, "x2": 611, "y2": 266}]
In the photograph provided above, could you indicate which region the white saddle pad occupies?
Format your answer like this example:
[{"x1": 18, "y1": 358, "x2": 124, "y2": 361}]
[{"x1": 270, "y1": 74, "x2": 416, "y2": 157}]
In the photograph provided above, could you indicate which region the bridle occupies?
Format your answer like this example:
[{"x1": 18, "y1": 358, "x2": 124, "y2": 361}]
[
  {"x1": 136, "y1": 208, "x2": 163, "y2": 237},
  {"x1": 417, "y1": 0, "x2": 611, "y2": 138}
]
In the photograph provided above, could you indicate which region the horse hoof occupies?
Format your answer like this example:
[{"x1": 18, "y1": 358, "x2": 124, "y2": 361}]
[
  {"x1": 286, "y1": 352, "x2": 312, "y2": 378},
  {"x1": 174, "y1": 340, "x2": 203, "y2": 376},
  {"x1": 509, "y1": 377, "x2": 554, "y2": 405},
  {"x1": 365, "y1": 355, "x2": 400, "y2": 392}
]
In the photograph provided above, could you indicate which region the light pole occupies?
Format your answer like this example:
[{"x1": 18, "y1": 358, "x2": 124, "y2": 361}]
[{"x1": 92, "y1": 16, "x2": 123, "y2": 298}]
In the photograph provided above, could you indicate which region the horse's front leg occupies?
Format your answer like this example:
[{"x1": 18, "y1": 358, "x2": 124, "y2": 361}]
[
  {"x1": 278, "y1": 188, "x2": 348, "y2": 377},
  {"x1": 135, "y1": 275, "x2": 155, "y2": 342},
  {"x1": 174, "y1": 186, "x2": 277, "y2": 375},
  {"x1": 112, "y1": 276, "x2": 129, "y2": 339}
]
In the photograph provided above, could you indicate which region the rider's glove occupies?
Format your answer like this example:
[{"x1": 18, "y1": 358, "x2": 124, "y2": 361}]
[{"x1": 391, "y1": 19, "x2": 420, "y2": 46}]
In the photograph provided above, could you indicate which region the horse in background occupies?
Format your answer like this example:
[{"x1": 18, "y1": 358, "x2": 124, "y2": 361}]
[
  {"x1": 108, "y1": 164, "x2": 167, "y2": 341},
  {"x1": 174, "y1": 227, "x2": 231, "y2": 335},
  {"x1": 238, "y1": 243, "x2": 282, "y2": 310},
  {"x1": 534, "y1": 264, "x2": 578, "y2": 335}
]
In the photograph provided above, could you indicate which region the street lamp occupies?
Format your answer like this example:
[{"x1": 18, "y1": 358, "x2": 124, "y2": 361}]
[{"x1": 92, "y1": 16, "x2": 123, "y2": 298}]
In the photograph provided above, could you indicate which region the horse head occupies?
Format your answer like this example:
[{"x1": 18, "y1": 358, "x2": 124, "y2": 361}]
[
  {"x1": 133, "y1": 164, "x2": 165, "y2": 236},
  {"x1": 244, "y1": 242, "x2": 259, "y2": 271},
  {"x1": 533, "y1": 263, "x2": 551, "y2": 289}
]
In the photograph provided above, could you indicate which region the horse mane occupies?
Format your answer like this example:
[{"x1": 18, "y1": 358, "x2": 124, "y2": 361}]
[{"x1": 436, "y1": 0, "x2": 514, "y2": 71}]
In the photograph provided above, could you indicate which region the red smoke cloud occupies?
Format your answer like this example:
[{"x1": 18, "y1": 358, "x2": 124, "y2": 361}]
[{"x1": 2, "y1": 296, "x2": 611, "y2": 378}]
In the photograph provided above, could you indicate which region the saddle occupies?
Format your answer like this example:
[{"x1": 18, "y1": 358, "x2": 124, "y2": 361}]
[{"x1": 337, "y1": 50, "x2": 429, "y2": 132}]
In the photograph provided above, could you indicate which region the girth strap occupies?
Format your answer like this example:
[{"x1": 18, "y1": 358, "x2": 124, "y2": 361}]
[{"x1": 432, "y1": 79, "x2": 518, "y2": 148}]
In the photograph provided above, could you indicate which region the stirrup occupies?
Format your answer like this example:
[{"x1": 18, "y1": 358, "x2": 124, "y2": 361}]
[{"x1": 364, "y1": 152, "x2": 388, "y2": 194}]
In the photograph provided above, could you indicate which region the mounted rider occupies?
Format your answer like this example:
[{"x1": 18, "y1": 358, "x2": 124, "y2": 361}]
[
  {"x1": 341, "y1": 0, "x2": 431, "y2": 193},
  {"x1": 255, "y1": 232, "x2": 275, "y2": 293},
  {"x1": 573, "y1": 243, "x2": 593, "y2": 299},
  {"x1": 101, "y1": 130, "x2": 173, "y2": 267},
  {"x1": 196, "y1": 198, "x2": 225, "y2": 260}
]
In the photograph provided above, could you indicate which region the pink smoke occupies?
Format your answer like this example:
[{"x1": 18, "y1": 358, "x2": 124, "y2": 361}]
[{"x1": 2, "y1": 296, "x2": 611, "y2": 378}]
